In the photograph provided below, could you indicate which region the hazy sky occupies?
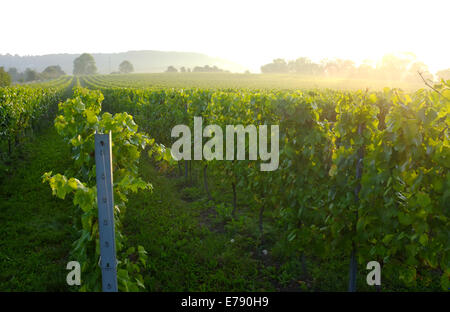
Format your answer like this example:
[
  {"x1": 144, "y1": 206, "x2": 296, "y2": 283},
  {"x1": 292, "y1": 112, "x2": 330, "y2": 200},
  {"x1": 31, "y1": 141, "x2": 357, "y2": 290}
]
[{"x1": 1, "y1": 0, "x2": 449, "y2": 72}]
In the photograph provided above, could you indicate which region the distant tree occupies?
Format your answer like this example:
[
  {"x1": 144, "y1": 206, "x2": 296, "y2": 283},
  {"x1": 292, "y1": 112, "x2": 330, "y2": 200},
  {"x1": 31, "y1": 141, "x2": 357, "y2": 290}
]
[
  {"x1": 166, "y1": 66, "x2": 178, "y2": 73},
  {"x1": 187, "y1": 68, "x2": 191, "y2": 73},
  {"x1": 42, "y1": 65, "x2": 65, "y2": 79},
  {"x1": 356, "y1": 60, "x2": 377, "y2": 79},
  {"x1": 192, "y1": 65, "x2": 226, "y2": 73},
  {"x1": 407, "y1": 61, "x2": 433, "y2": 83},
  {"x1": 322, "y1": 58, "x2": 356, "y2": 77},
  {"x1": 0, "y1": 67, "x2": 11, "y2": 87},
  {"x1": 119, "y1": 60, "x2": 134, "y2": 74},
  {"x1": 436, "y1": 68, "x2": 450, "y2": 81},
  {"x1": 7, "y1": 67, "x2": 20, "y2": 81},
  {"x1": 73, "y1": 53, "x2": 97, "y2": 75},
  {"x1": 377, "y1": 53, "x2": 415, "y2": 81},
  {"x1": 180, "y1": 66, "x2": 186, "y2": 73},
  {"x1": 244, "y1": 70, "x2": 250, "y2": 74},
  {"x1": 356, "y1": 64, "x2": 374, "y2": 78},
  {"x1": 24, "y1": 68, "x2": 40, "y2": 82},
  {"x1": 261, "y1": 59, "x2": 289, "y2": 73},
  {"x1": 288, "y1": 57, "x2": 322, "y2": 75}
]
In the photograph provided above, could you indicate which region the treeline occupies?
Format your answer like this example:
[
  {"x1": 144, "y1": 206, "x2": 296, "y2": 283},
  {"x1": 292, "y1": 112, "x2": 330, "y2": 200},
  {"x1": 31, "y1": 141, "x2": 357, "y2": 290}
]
[
  {"x1": 165, "y1": 65, "x2": 229, "y2": 73},
  {"x1": 2, "y1": 65, "x2": 65, "y2": 84},
  {"x1": 261, "y1": 53, "x2": 450, "y2": 82},
  {"x1": 1, "y1": 53, "x2": 135, "y2": 84}
]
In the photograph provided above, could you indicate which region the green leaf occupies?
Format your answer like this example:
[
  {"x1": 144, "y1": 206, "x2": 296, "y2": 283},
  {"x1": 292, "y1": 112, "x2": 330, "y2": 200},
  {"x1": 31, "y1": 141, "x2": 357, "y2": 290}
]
[
  {"x1": 441, "y1": 273, "x2": 449, "y2": 291},
  {"x1": 419, "y1": 233, "x2": 428, "y2": 246},
  {"x1": 398, "y1": 212, "x2": 413, "y2": 225},
  {"x1": 382, "y1": 234, "x2": 394, "y2": 244},
  {"x1": 135, "y1": 278, "x2": 145, "y2": 289},
  {"x1": 68, "y1": 178, "x2": 79, "y2": 190},
  {"x1": 85, "y1": 109, "x2": 98, "y2": 124}
]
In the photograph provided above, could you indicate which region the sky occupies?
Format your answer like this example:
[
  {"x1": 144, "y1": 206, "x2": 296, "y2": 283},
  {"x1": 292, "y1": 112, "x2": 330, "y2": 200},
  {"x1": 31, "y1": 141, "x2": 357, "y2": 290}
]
[{"x1": 1, "y1": 0, "x2": 449, "y2": 73}]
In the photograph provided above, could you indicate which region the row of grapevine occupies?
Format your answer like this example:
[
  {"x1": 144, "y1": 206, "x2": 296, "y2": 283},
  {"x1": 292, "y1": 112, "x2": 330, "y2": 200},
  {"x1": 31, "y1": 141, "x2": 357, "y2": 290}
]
[
  {"x1": 82, "y1": 79, "x2": 449, "y2": 290},
  {"x1": 0, "y1": 77, "x2": 74, "y2": 170},
  {"x1": 25, "y1": 75, "x2": 73, "y2": 89}
]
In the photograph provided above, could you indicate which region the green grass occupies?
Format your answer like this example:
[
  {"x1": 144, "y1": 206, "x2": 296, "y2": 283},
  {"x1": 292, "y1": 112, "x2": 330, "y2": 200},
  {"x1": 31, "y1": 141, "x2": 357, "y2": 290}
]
[
  {"x1": 0, "y1": 128, "x2": 76, "y2": 291},
  {"x1": 123, "y1": 156, "x2": 275, "y2": 291}
]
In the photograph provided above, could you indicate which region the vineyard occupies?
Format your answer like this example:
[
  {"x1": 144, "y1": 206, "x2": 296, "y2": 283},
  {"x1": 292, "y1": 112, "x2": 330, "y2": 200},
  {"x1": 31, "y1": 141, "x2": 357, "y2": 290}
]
[
  {"x1": 0, "y1": 74, "x2": 449, "y2": 292},
  {"x1": 78, "y1": 73, "x2": 425, "y2": 90}
]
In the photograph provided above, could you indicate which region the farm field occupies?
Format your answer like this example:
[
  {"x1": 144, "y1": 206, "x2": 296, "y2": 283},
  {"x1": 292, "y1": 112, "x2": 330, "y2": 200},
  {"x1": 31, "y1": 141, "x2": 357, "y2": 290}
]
[
  {"x1": 79, "y1": 72, "x2": 425, "y2": 91},
  {"x1": 0, "y1": 74, "x2": 449, "y2": 292}
]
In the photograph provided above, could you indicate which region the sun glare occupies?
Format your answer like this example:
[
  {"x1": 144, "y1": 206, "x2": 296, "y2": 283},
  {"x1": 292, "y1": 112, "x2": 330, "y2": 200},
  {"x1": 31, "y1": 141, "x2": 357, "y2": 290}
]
[{"x1": 0, "y1": 0, "x2": 448, "y2": 73}]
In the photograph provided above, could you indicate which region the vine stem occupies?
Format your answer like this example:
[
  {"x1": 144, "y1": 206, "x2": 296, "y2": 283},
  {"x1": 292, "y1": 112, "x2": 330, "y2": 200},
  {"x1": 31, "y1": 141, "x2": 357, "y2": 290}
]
[
  {"x1": 349, "y1": 123, "x2": 365, "y2": 292},
  {"x1": 231, "y1": 181, "x2": 237, "y2": 218},
  {"x1": 203, "y1": 164, "x2": 212, "y2": 201},
  {"x1": 418, "y1": 71, "x2": 449, "y2": 100}
]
